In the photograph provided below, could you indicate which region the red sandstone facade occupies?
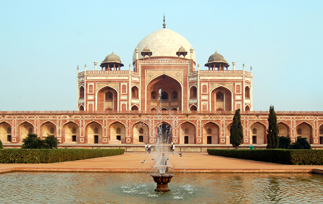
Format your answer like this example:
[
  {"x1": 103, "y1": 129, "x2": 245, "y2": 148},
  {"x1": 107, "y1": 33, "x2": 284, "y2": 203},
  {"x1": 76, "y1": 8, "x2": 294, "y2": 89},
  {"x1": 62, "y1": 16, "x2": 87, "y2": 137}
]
[{"x1": 1, "y1": 27, "x2": 323, "y2": 147}]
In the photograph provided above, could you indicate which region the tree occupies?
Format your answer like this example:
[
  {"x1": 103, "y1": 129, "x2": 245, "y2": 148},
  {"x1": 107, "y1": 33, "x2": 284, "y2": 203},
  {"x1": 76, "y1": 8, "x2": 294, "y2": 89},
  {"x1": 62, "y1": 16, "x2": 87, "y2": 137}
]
[
  {"x1": 279, "y1": 136, "x2": 291, "y2": 149},
  {"x1": 267, "y1": 106, "x2": 279, "y2": 149},
  {"x1": 230, "y1": 109, "x2": 243, "y2": 148},
  {"x1": 0, "y1": 139, "x2": 3, "y2": 149},
  {"x1": 290, "y1": 136, "x2": 311, "y2": 149}
]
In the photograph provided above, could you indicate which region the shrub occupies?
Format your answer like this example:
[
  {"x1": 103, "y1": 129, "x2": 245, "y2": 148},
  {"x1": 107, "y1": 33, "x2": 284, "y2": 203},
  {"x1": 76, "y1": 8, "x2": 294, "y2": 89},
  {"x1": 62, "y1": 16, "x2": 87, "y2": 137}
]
[
  {"x1": 279, "y1": 136, "x2": 291, "y2": 149},
  {"x1": 0, "y1": 140, "x2": 3, "y2": 149},
  {"x1": 0, "y1": 149, "x2": 125, "y2": 163},
  {"x1": 22, "y1": 134, "x2": 59, "y2": 149},
  {"x1": 207, "y1": 149, "x2": 323, "y2": 165},
  {"x1": 289, "y1": 136, "x2": 311, "y2": 149}
]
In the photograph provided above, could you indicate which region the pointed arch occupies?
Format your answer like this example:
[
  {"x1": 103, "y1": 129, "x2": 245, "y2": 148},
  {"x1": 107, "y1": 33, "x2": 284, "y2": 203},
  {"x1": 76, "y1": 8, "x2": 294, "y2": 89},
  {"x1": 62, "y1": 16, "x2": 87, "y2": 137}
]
[
  {"x1": 210, "y1": 86, "x2": 232, "y2": 111},
  {"x1": 131, "y1": 105, "x2": 139, "y2": 111},
  {"x1": 277, "y1": 122, "x2": 290, "y2": 137},
  {"x1": 0, "y1": 122, "x2": 12, "y2": 143},
  {"x1": 18, "y1": 121, "x2": 34, "y2": 142},
  {"x1": 190, "y1": 105, "x2": 197, "y2": 111},
  {"x1": 97, "y1": 85, "x2": 118, "y2": 111},
  {"x1": 155, "y1": 121, "x2": 173, "y2": 144},
  {"x1": 86, "y1": 121, "x2": 102, "y2": 144},
  {"x1": 190, "y1": 86, "x2": 197, "y2": 99},
  {"x1": 180, "y1": 122, "x2": 196, "y2": 144},
  {"x1": 79, "y1": 86, "x2": 84, "y2": 100},
  {"x1": 40, "y1": 121, "x2": 56, "y2": 139},
  {"x1": 131, "y1": 86, "x2": 139, "y2": 99},
  {"x1": 132, "y1": 122, "x2": 149, "y2": 144},
  {"x1": 109, "y1": 122, "x2": 126, "y2": 144},
  {"x1": 62, "y1": 121, "x2": 79, "y2": 144},
  {"x1": 202, "y1": 122, "x2": 219, "y2": 144},
  {"x1": 296, "y1": 122, "x2": 313, "y2": 144},
  {"x1": 250, "y1": 122, "x2": 266, "y2": 144}
]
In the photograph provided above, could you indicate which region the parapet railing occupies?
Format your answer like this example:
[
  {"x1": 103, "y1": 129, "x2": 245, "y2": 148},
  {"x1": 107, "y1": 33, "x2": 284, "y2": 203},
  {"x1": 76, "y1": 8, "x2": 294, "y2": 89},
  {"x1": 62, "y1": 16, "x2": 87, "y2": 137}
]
[{"x1": 0, "y1": 110, "x2": 322, "y2": 115}]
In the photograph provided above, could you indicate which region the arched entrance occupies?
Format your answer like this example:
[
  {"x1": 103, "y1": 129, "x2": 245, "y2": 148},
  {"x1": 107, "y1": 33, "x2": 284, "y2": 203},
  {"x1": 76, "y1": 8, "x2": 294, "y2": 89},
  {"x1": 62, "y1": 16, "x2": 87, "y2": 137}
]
[
  {"x1": 18, "y1": 122, "x2": 33, "y2": 142},
  {"x1": 147, "y1": 75, "x2": 182, "y2": 111},
  {"x1": 180, "y1": 122, "x2": 196, "y2": 144},
  {"x1": 202, "y1": 122, "x2": 219, "y2": 144},
  {"x1": 211, "y1": 87, "x2": 232, "y2": 111},
  {"x1": 157, "y1": 123, "x2": 172, "y2": 144},
  {"x1": 63, "y1": 122, "x2": 79, "y2": 143},
  {"x1": 109, "y1": 122, "x2": 126, "y2": 144},
  {"x1": 41, "y1": 122, "x2": 56, "y2": 139},
  {"x1": 97, "y1": 86, "x2": 118, "y2": 111},
  {"x1": 86, "y1": 122, "x2": 102, "y2": 144},
  {"x1": 249, "y1": 122, "x2": 266, "y2": 144},
  {"x1": 132, "y1": 122, "x2": 149, "y2": 144},
  {"x1": 0, "y1": 122, "x2": 11, "y2": 143},
  {"x1": 296, "y1": 123, "x2": 312, "y2": 144},
  {"x1": 278, "y1": 123, "x2": 290, "y2": 137}
]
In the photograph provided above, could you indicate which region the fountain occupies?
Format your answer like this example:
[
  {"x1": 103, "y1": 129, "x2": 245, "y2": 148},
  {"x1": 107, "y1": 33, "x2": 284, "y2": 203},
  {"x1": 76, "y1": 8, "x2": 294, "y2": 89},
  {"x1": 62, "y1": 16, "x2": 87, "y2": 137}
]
[{"x1": 150, "y1": 89, "x2": 175, "y2": 192}]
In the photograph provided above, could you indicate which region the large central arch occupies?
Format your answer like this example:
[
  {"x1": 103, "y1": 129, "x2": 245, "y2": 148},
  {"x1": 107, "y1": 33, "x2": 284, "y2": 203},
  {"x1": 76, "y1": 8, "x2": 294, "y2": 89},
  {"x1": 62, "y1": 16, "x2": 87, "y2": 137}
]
[
  {"x1": 147, "y1": 75, "x2": 182, "y2": 111},
  {"x1": 211, "y1": 86, "x2": 232, "y2": 111},
  {"x1": 97, "y1": 86, "x2": 118, "y2": 111}
]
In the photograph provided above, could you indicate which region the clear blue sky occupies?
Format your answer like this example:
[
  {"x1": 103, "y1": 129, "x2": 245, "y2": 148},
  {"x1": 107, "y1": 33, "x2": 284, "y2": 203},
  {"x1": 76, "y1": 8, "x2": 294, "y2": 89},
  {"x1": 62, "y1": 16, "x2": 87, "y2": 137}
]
[{"x1": 0, "y1": 0, "x2": 322, "y2": 111}]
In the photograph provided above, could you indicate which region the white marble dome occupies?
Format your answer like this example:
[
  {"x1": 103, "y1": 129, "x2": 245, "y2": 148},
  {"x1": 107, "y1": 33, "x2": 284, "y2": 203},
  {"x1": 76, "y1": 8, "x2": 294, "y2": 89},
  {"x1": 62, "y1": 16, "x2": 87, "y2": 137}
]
[{"x1": 133, "y1": 28, "x2": 196, "y2": 63}]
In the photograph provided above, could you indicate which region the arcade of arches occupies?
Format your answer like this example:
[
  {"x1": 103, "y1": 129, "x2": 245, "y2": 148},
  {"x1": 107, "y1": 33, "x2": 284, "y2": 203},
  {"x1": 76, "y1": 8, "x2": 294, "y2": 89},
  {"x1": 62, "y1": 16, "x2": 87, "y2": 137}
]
[{"x1": 1, "y1": 119, "x2": 321, "y2": 145}]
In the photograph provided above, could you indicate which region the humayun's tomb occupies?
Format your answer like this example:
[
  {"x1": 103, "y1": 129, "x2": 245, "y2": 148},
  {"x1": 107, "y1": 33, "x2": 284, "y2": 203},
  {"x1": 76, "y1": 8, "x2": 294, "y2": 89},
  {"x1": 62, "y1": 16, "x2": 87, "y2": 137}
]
[{"x1": 1, "y1": 21, "x2": 323, "y2": 150}]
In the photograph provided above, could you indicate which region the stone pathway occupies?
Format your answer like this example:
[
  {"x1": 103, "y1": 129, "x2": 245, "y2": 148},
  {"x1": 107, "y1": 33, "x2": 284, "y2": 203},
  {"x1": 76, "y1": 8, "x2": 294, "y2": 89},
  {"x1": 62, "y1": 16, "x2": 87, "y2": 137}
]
[{"x1": 0, "y1": 152, "x2": 323, "y2": 174}]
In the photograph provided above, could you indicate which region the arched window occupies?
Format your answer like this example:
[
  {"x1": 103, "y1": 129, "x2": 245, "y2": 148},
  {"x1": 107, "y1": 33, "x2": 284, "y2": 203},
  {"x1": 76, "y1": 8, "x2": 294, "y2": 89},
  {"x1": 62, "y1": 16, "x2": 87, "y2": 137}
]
[
  {"x1": 190, "y1": 86, "x2": 197, "y2": 99},
  {"x1": 236, "y1": 84, "x2": 241, "y2": 94},
  {"x1": 151, "y1": 108, "x2": 156, "y2": 111},
  {"x1": 202, "y1": 85, "x2": 207, "y2": 93},
  {"x1": 139, "y1": 128, "x2": 144, "y2": 134},
  {"x1": 151, "y1": 91, "x2": 157, "y2": 100},
  {"x1": 297, "y1": 128, "x2": 302, "y2": 135},
  {"x1": 116, "y1": 128, "x2": 121, "y2": 134},
  {"x1": 245, "y1": 87, "x2": 250, "y2": 99},
  {"x1": 132, "y1": 87, "x2": 139, "y2": 99},
  {"x1": 185, "y1": 128, "x2": 189, "y2": 134},
  {"x1": 105, "y1": 92, "x2": 113, "y2": 102},
  {"x1": 253, "y1": 128, "x2": 257, "y2": 134},
  {"x1": 122, "y1": 85, "x2": 127, "y2": 93},
  {"x1": 207, "y1": 128, "x2": 212, "y2": 134},
  {"x1": 216, "y1": 92, "x2": 224, "y2": 102},
  {"x1": 79, "y1": 105, "x2": 84, "y2": 111},
  {"x1": 245, "y1": 106, "x2": 250, "y2": 111},
  {"x1": 131, "y1": 106, "x2": 139, "y2": 111},
  {"x1": 79, "y1": 87, "x2": 84, "y2": 99},
  {"x1": 190, "y1": 106, "x2": 197, "y2": 111},
  {"x1": 89, "y1": 85, "x2": 93, "y2": 93},
  {"x1": 161, "y1": 92, "x2": 168, "y2": 100}
]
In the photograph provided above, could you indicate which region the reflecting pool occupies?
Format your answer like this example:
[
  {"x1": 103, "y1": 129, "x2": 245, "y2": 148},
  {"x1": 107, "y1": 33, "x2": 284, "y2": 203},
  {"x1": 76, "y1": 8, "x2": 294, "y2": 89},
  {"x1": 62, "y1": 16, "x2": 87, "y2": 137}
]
[{"x1": 0, "y1": 173, "x2": 322, "y2": 203}]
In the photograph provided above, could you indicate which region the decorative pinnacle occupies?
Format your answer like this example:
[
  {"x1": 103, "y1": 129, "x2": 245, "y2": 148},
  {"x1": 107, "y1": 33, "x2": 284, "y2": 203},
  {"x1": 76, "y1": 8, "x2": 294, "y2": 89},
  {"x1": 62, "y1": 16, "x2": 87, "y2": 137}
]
[{"x1": 163, "y1": 14, "x2": 166, "y2": 28}]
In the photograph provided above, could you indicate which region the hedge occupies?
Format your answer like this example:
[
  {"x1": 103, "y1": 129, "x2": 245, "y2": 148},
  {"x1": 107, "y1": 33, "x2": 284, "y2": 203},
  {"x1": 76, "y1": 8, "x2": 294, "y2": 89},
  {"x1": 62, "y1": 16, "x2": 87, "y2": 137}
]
[
  {"x1": 207, "y1": 149, "x2": 323, "y2": 165},
  {"x1": 0, "y1": 149, "x2": 125, "y2": 163}
]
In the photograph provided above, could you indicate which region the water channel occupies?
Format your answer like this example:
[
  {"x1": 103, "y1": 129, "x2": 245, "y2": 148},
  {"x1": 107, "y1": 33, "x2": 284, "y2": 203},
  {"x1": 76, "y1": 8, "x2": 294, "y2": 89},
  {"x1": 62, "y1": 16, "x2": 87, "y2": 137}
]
[{"x1": 0, "y1": 172, "x2": 322, "y2": 203}]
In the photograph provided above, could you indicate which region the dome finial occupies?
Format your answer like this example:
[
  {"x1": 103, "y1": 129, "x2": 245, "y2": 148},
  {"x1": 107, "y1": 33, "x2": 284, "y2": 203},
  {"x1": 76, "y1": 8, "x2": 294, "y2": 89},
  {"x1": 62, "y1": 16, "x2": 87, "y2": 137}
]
[{"x1": 163, "y1": 14, "x2": 166, "y2": 28}]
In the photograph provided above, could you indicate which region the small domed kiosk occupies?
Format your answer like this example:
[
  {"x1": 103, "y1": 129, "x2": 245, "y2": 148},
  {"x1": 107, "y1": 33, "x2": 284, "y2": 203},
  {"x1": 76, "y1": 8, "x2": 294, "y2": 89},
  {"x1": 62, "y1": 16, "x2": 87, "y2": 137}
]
[
  {"x1": 100, "y1": 52, "x2": 124, "y2": 71},
  {"x1": 205, "y1": 51, "x2": 229, "y2": 70}
]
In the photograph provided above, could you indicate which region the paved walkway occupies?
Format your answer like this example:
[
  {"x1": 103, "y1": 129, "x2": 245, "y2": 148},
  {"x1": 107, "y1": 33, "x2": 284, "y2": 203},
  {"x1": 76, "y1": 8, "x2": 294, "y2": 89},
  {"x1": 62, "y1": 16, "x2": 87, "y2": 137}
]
[{"x1": 1, "y1": 152, "x2": 323, "y2": 174}]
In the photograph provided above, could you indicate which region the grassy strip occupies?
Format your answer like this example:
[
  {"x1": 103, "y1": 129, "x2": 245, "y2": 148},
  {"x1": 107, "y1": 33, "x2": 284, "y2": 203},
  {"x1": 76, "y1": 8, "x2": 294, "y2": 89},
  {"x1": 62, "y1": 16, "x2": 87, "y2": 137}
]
[
  {"x1": 0, "y1": 149, "x2": 125, "y2": 163},
  {"x1": 207, "y1": 149, "x2": 323, "y2": 165}
]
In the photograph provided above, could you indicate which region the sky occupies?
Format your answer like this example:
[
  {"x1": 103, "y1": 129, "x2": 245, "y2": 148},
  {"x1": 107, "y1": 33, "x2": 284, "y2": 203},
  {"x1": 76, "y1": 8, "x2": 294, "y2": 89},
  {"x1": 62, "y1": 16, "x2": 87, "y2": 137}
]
[{"x1": 0, "y1": 0, "x2": 322, "y2": 111}]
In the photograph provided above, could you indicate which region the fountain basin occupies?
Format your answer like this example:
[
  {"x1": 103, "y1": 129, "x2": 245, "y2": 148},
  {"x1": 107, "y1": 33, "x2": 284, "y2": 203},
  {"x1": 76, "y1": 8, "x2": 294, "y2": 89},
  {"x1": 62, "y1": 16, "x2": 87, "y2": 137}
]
[{"x1": 151, "y1": 173, "x2": 174, "y2": 192}]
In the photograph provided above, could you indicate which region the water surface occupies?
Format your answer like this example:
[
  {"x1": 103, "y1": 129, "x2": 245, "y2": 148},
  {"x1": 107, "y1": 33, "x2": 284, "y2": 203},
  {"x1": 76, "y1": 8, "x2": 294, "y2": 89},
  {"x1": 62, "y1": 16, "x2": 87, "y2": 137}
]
[{"x1": 0, "y1": 173, "x2": 322, "y2": 203}]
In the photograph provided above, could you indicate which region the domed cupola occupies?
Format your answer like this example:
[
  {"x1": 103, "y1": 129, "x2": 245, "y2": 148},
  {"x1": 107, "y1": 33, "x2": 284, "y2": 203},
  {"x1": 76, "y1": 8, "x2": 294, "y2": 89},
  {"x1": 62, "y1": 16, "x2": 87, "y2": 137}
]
[
  {"x1": 204, "y1": 51, "x2": 229, "y2": 70},
  {"x1": 100, "y1": 52, "x2": 124, "y2": 71},
  {"x1": 176, "y1": 46, "x2": 187, "y2": 58},
  {"x1": 141, "y1": 46, "x2": 153, "y2": 60}
]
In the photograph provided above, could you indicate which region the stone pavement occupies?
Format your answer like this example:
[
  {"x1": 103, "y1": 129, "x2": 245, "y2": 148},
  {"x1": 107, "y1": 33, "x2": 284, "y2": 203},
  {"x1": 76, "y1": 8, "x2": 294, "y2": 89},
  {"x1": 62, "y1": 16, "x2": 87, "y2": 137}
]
[{"x1": 1, "y1": 152, "x2": 323, "y2": 174}]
